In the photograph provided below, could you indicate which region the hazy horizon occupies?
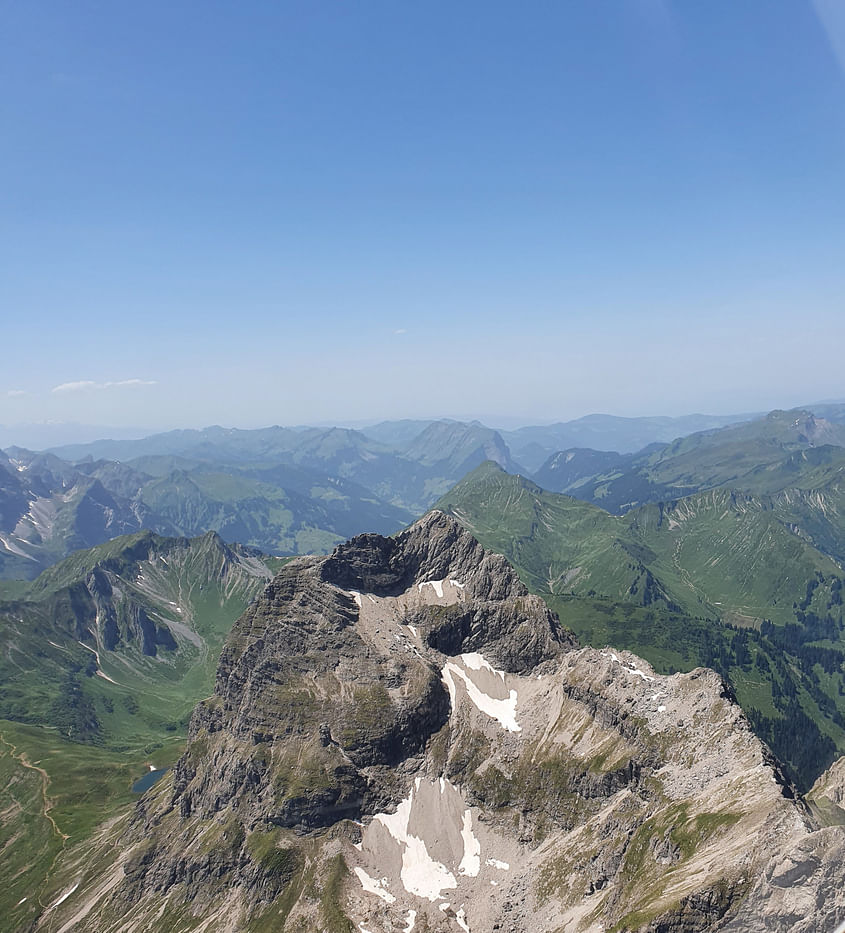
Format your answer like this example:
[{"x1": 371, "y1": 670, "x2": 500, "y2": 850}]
[{"x1": 4, "y1": 396, "x2": 844, "y2": 452}]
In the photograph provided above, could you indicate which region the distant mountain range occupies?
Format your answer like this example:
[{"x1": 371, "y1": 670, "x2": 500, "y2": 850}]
[
  {"x1": 499, "y1": 410, "x2": 760, "y2": 470},
  {"x1": 1, "y1": 420, "x2": 520, "y2": 577},
  {"x1": 3, "y1": 405, "x2": 845, "y2": 580},
  {"x1": 534, "y1": 409, "x2": 845, "y2": 512}
]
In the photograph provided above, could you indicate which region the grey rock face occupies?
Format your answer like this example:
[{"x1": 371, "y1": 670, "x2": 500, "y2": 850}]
[{"x1": 717, "y1": 828, "x2": 845, "y2": 932}]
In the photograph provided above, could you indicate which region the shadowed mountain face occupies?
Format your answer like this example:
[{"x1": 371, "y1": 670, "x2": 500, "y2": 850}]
[{"x1": 34, "y1": 513, "x2": 845, "y2": 933}]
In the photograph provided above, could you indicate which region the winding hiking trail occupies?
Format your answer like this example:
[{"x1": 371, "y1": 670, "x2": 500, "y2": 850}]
[{"x1": 0, "y1": 732, "x2": 68, "y2": 843}]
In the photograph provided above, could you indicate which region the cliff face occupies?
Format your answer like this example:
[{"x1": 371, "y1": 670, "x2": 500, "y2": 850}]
[{"x1": 39, "y1": 512, "x2": 845, "y2": 933}]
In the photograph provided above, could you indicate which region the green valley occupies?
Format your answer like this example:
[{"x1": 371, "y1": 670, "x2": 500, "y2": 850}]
[{"x1": 0, "y1": 530, "x2": 275, "y2": 925}]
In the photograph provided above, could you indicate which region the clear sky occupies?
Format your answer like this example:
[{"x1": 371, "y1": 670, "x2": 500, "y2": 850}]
[{"x1": 2, "y1": 1, "x2": 845, "y2": 436}]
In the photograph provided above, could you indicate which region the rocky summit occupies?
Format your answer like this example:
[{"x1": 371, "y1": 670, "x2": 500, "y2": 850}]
[{"x1": 40, "y1": 512, "x2": 845, "y2": 932}]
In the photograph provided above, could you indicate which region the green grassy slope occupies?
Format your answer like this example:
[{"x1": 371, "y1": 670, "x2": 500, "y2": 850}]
[
  {"x1": 435, "y1": 461, "x2": 635, "y2": 596},
  {"x1": 628, "y1": 490, "x2": 845, "y2": 624}
]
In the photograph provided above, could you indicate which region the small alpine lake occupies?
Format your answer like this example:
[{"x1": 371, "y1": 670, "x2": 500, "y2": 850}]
[{"x1": 132, "y1": 768, "x2": 169, "y2": 793}]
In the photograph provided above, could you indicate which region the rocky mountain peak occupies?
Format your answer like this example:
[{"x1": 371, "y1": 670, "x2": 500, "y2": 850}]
[
  {"x1": 320, "y1": 510, "x2": 529, "y2": 602},
  {"x1": 39, "y1": 516, "x2": 845, "y2": 933}
]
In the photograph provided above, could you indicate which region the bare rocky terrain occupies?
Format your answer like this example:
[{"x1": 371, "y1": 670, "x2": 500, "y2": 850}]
[{"x1": 36, "y1": 512, "x2": 845, "y2": 932}]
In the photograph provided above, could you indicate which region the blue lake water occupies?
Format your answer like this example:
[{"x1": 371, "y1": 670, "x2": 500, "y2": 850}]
[{"x1": 132, "y1": 768, "x2": 169, "y2": 793}]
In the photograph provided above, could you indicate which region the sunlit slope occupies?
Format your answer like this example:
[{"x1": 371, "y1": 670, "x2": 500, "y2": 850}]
[
  {"x1": 435, "y1": 462, "x2": 845, "y2": 789},
  {"x1": 436, "y1": 462, "x2": 845, "y2": 624},
  {"x1": 628, "y1": 489, "x2": 844, "y2": 624}
]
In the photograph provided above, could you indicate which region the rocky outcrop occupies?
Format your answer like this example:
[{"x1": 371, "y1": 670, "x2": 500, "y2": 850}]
[
  {"x1": 319, "y1": 510, "x2": 529, "y2": 602},
  {"x1": 810, "y1": 754, "x2": 845, "y2": 807},
  {"x1": 164, "y1": 513, "x2": 569, "y2": 837},
  {"x1": 716, "y1": 827, "x2": 845, "y2": 932}
]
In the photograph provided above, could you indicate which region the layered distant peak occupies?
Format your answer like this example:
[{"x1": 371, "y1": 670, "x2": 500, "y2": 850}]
[
  {"x1": 533, "y1": 446, "x2": 631, "y2": 493},
  {"x1": 402, "y1": 420, "x2": 519, "y2": 474}
]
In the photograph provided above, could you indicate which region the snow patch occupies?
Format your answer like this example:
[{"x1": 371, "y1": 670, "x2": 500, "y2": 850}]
[
  {"x1": 49, "y1": 882, "x2": 79, "y2": 909},
  {"x1": 485, "y1": 858, "x2": 510, "y2": 871},
  {"x1": 458, "y1": 810, "x2": 480, "y2": 877},
  {"x1": 374, "y1": 787, "x2": 458, "y2": 901},
  {"x1": 418, "y1": 579, "x2": 445, "y2": 598},
  {"x1": 449, "y1": 579, "x2": 465, "y2": 589},
  {"x1": 442, "y1": 661, "x2": 521, "y2": 732},
  {"x1": 401, "y1": 835, "x2": 458, "y2": 901},
  {"x1": 603, "y1": 650, "x2": 655, "y2": 683},
  {"x1": 0, "y1": 533, "x2": 37, "y2": 560},
  {"x1": 658, "y1": 705, "x2": 666, "y2": 713},
  {"x1": 353, "y1": 867, "x2": 396, "y2": 904},
  {"x1": 403, "y1": 909, "x2": 417, "y2": 932},
  {"x1": 349, "y1": 590, "x2": 363, "y2": 608},
  {"x1": 461, "y1": 652, "x2": 504, "y2": 678},
  {"x1": 456, "y1": 907, "x2": 471, "y2": 932}
]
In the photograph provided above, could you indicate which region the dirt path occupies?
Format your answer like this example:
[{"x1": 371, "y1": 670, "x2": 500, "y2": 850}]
[{"x1": 0, "y1": 732, "x2": 68, "y2": 843}]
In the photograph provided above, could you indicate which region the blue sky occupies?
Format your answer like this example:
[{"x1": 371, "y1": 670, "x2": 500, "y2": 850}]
[{"x1": 2, "y1": 1, "x2": 845, "y2": 436}]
